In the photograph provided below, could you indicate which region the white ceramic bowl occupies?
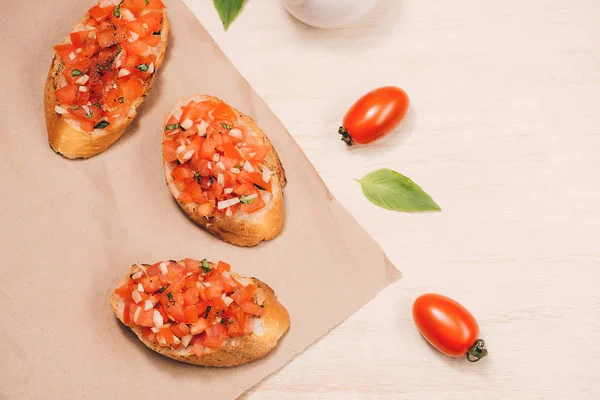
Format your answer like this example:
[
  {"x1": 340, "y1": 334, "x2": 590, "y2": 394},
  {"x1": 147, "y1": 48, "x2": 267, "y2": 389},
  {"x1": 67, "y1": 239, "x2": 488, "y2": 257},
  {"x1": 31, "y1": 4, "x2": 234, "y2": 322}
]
[{"x1": 281, "y1": 0, "x2": 380, "y2": 29}]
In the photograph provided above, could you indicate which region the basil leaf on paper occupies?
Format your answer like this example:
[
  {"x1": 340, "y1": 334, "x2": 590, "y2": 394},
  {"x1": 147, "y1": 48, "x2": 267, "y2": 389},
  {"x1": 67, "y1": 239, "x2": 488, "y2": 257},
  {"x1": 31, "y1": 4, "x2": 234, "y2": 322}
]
[
  {"x1": 357, "y1": 168, "x2": 441, "y2": 212},
  {"x1": 213, "y1": 0, "x2": 245, "y2": 31}
]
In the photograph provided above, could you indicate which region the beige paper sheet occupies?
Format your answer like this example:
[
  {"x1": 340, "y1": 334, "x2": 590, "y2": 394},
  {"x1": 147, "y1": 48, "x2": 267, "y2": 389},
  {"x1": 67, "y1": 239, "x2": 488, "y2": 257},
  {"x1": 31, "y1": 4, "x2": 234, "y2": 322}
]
[{"x1": 0, "y1": 1, "x2": 400, "y2": 398}]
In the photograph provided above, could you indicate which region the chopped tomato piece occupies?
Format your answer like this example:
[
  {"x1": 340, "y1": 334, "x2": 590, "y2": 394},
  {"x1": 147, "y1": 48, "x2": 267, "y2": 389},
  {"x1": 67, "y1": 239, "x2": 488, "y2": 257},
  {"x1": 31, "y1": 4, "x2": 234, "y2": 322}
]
[
  {"x1": 70, "y1": 31, "x2": 92, "y2": 48},
  {"x1": 212, "y1": 101, "x2": 236, "y2": 120},
  {"x1": 202, "y1": 324, "x2": 228, "y2": 349},
  {"x1": 184, "y1": 258, "x2": 201, "y2": 273},
  {"x1": 251, "y1": 145, "x2": 271, "y2": 162},
  {"x1": 241, "y1": 193, "x2": 266, "y2": 213},
  {"x1": 231, "y1": 284, "x2": 257, "y2": 305},
  {"x1": 136, "y1": 309, "x2": 155, "y2": 327},
  {"x1": 170, "y1": 322, "x2": 190, "y2": 338},
  {"x1": 163, "y1": 140, "x2": 178, "y2": 163},
  {"x1": 125, "y1": 39, "x2": 149, "y2": 56},
  {"x1": 119, "y1": 78, "x2": 144, "y2": 102},
  {"x1": 247, "y1": 172, "x2": 272, "y2": 192},
  {"x1": 206, "y1": 285, "x2": 223, "y2": 300},
  {"x1": 157, "y1": 327, "x2": 175, "y2": 345},
  {"x1": 127, "y1": 20, "x2": 151, "y2": 37},
  {"x1": 195, "y1": 302, "x2": 209, "y2": 317},
  {"x1": 178, "y1": 192, "x2": 193, "y2": 204},
  {"x1": 55, "y1": 84, "x2": 78, "y2": 104},
  {"x1": 242, "y1": 301, "x2": 264, "y2": 316},
  {"x1": 147, "y1": 0, "x2": 166, "y2": 9},
  {"x1": 190, "y1": 318, "x2": 208, "y2": 335},
  {"x1": 97, "y1": 27, "x2": 128, "y2": 48},
  {"x1": 88, "y1": 5, "x2": 108, "y2": 21},
  {"x1": 225, "y1": 314, "x2": 244, "y2": 337},
  {"x1": 54, "y1": 44, "x2": 77, "y2": 64},
  {"x1": 142, "y1": 327, "x2": 157, "y2": 343},
  {"x1": 185, "y1": 180, "x2": 205, "y2": 203},
  {"x1": 183, "y1": 306, "x2": 199, "y2": 324},
  {"x1": 199, "y1": 138, "x2": 217, "y2": 160},
  {"x1": 138, "y1": 12, "x2": 164, "y2": 33},
  {"x1": 183, "y1": 287, "x2": 200, "y2": 306},
  {"x1": 196, "y1": 159, "x2": 212, "y2": 177},
  {"x1": 141, "y1": 34, "x2": 160, "y2": 47},
  {"x1": 217, "y1": 261, "x2": 231, "y2": 272},
  {"x1": 223, "y1": 142, "x2": 241, "y2": 161},
  {"x1": 141, "y1": 276, "x2": 161, "y2": 293},
  {"x1": 195, "y1": 202, "x2": 213, "y2": 217},
  {"x1": 115, "y1": 283, "x2": 132, "y2": 300}
]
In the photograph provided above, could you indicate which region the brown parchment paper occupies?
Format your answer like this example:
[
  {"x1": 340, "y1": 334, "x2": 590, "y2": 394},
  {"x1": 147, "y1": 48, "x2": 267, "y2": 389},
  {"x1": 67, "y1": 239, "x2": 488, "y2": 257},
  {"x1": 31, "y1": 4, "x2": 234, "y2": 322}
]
[{"x1": 0, "y1": 1, "x2": 400, "y2": 398}]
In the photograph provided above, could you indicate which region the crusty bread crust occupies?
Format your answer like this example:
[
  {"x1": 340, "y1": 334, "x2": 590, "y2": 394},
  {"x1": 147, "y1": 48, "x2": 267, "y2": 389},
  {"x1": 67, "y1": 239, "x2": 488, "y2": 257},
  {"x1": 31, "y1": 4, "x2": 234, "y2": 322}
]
[
  {"x1": 163, "y1": 95, "x2": 287, "y2": 247},
  {"x1": 110, "y1": 263, "x2": 290, "y2": 367},
  {"x1": 44, "y1": 4, "x2": 169, "y2": 159}
]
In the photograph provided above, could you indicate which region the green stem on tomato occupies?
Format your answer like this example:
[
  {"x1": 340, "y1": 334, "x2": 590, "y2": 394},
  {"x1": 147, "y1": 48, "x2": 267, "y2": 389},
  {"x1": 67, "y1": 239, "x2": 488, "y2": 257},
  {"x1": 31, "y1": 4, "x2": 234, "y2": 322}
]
[
  {"x1": 338, "y1": 126, "x2": 353, "y2": 146},
  {"x1": 466, "y1": 339, "x2": 488, "y2": 362}
]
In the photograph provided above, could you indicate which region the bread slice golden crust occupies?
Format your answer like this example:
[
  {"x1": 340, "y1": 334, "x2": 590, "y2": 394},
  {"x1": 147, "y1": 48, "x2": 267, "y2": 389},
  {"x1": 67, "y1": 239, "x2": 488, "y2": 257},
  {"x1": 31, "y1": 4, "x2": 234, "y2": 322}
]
[
  {"x1": 163, "y1": 95, "x2": 287, "y2": 247},
  {"x1": 44, "y1": 4, "x2": 169, "y2": 159},
  {"x1": 110, "y1": 263, "x2": 290, "y2": 367}
]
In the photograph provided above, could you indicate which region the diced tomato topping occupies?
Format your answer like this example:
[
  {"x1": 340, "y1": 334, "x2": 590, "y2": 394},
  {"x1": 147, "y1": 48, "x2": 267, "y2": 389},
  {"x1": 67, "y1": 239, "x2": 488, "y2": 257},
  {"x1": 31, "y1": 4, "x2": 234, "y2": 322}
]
[
  {"x1": 114, "y1": 259, "x2": 262, "y2": 351},
  {"x1": 53, "y1": 2, "x2": 165, "y2": 128},
  {"x1": 163, "y1": 97, "x2": 274, "y2": 214}
]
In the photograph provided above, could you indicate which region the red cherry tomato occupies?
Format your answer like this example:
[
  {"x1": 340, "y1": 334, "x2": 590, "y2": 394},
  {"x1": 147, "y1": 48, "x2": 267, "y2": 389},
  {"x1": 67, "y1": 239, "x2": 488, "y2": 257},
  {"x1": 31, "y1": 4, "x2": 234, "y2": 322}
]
[
  {"x1": 339, "y1": 86, "x2": 409, "y2": 146},
  {"x1": 412, "y1": 293, "x2": 488, "y2": 362}
]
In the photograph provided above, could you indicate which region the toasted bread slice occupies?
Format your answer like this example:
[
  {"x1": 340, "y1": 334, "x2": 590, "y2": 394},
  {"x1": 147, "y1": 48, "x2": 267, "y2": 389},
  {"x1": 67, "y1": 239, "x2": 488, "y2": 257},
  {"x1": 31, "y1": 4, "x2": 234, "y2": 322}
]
[
  {"x1": 44, "y1": 0, "x2": 169, "y2": 159},
  {"x1": 110, "y1": 261, "x2": 290, "y2": 367},
  {"x1": 163, "y1": 95, "x2": 286, "y2": 247}
]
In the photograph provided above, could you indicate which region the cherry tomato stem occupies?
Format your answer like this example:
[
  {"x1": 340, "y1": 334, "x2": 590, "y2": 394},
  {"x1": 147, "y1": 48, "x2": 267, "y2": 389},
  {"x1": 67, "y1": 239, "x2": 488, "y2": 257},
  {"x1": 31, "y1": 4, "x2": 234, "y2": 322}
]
[{"x1": 466, "y1": 339, "x2": 488, "y2": 362}]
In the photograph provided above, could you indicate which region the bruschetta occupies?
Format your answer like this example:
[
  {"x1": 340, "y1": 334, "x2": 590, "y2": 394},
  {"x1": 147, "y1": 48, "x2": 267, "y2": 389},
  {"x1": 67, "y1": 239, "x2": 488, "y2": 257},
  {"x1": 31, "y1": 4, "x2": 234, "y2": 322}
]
[
  {"x1": 111, "y1": 259, "x2": 290, "y2": 367},
  {"x1": 44, "y1": 0, "x2": 169, "y2": 159},
  {"x1": 163, "y1": 95, "x2": 286, "y2": 247}
]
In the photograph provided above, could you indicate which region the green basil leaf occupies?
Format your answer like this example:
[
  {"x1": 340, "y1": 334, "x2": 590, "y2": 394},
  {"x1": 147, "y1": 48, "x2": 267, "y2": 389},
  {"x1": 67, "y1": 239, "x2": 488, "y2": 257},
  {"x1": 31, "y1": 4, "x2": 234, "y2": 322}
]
[
  {"x1": 118, "y1": 97, "x2": 124, "y2": 104},
  {"x1": 220, "y1": 122, "x2": 231, "y2": 130},
  {"x1": 164, "y1": 123, "x2": 179, "y2": 131},
  {"x1": 201, "y1": 259, "x2": 211, "y2": 273},
  {"x1": 93, "y1": 120, "x2": 110, "y2": 129},
  {"x1": 357, "y1": 168, "x2": 441, "y2": 212},
  {"x1": 71, "y1": 70, "x2": 83, "y2": 77},
  {"x1": 136, "y1": 63, "x2": 149, "y2": 72},
  {"x1": 240, "y1": 195, "x2": 255, "y2": 204},
  {"x1": 213, "y1": 0, "x2": 244, "y2": 31},
  {"x1": 194, "y1": 171, "x2": 201, "y2": 184},
  {"x1": 113, "y1": 1, "x2": 122, "y2": 17}
]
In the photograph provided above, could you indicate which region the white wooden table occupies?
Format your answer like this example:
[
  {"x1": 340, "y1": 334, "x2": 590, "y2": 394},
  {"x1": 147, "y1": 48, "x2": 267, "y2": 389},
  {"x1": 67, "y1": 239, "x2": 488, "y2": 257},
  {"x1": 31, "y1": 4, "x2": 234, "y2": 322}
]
[{"x1": 184, "y1": 1, "x2": 600, "y2": 398}]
